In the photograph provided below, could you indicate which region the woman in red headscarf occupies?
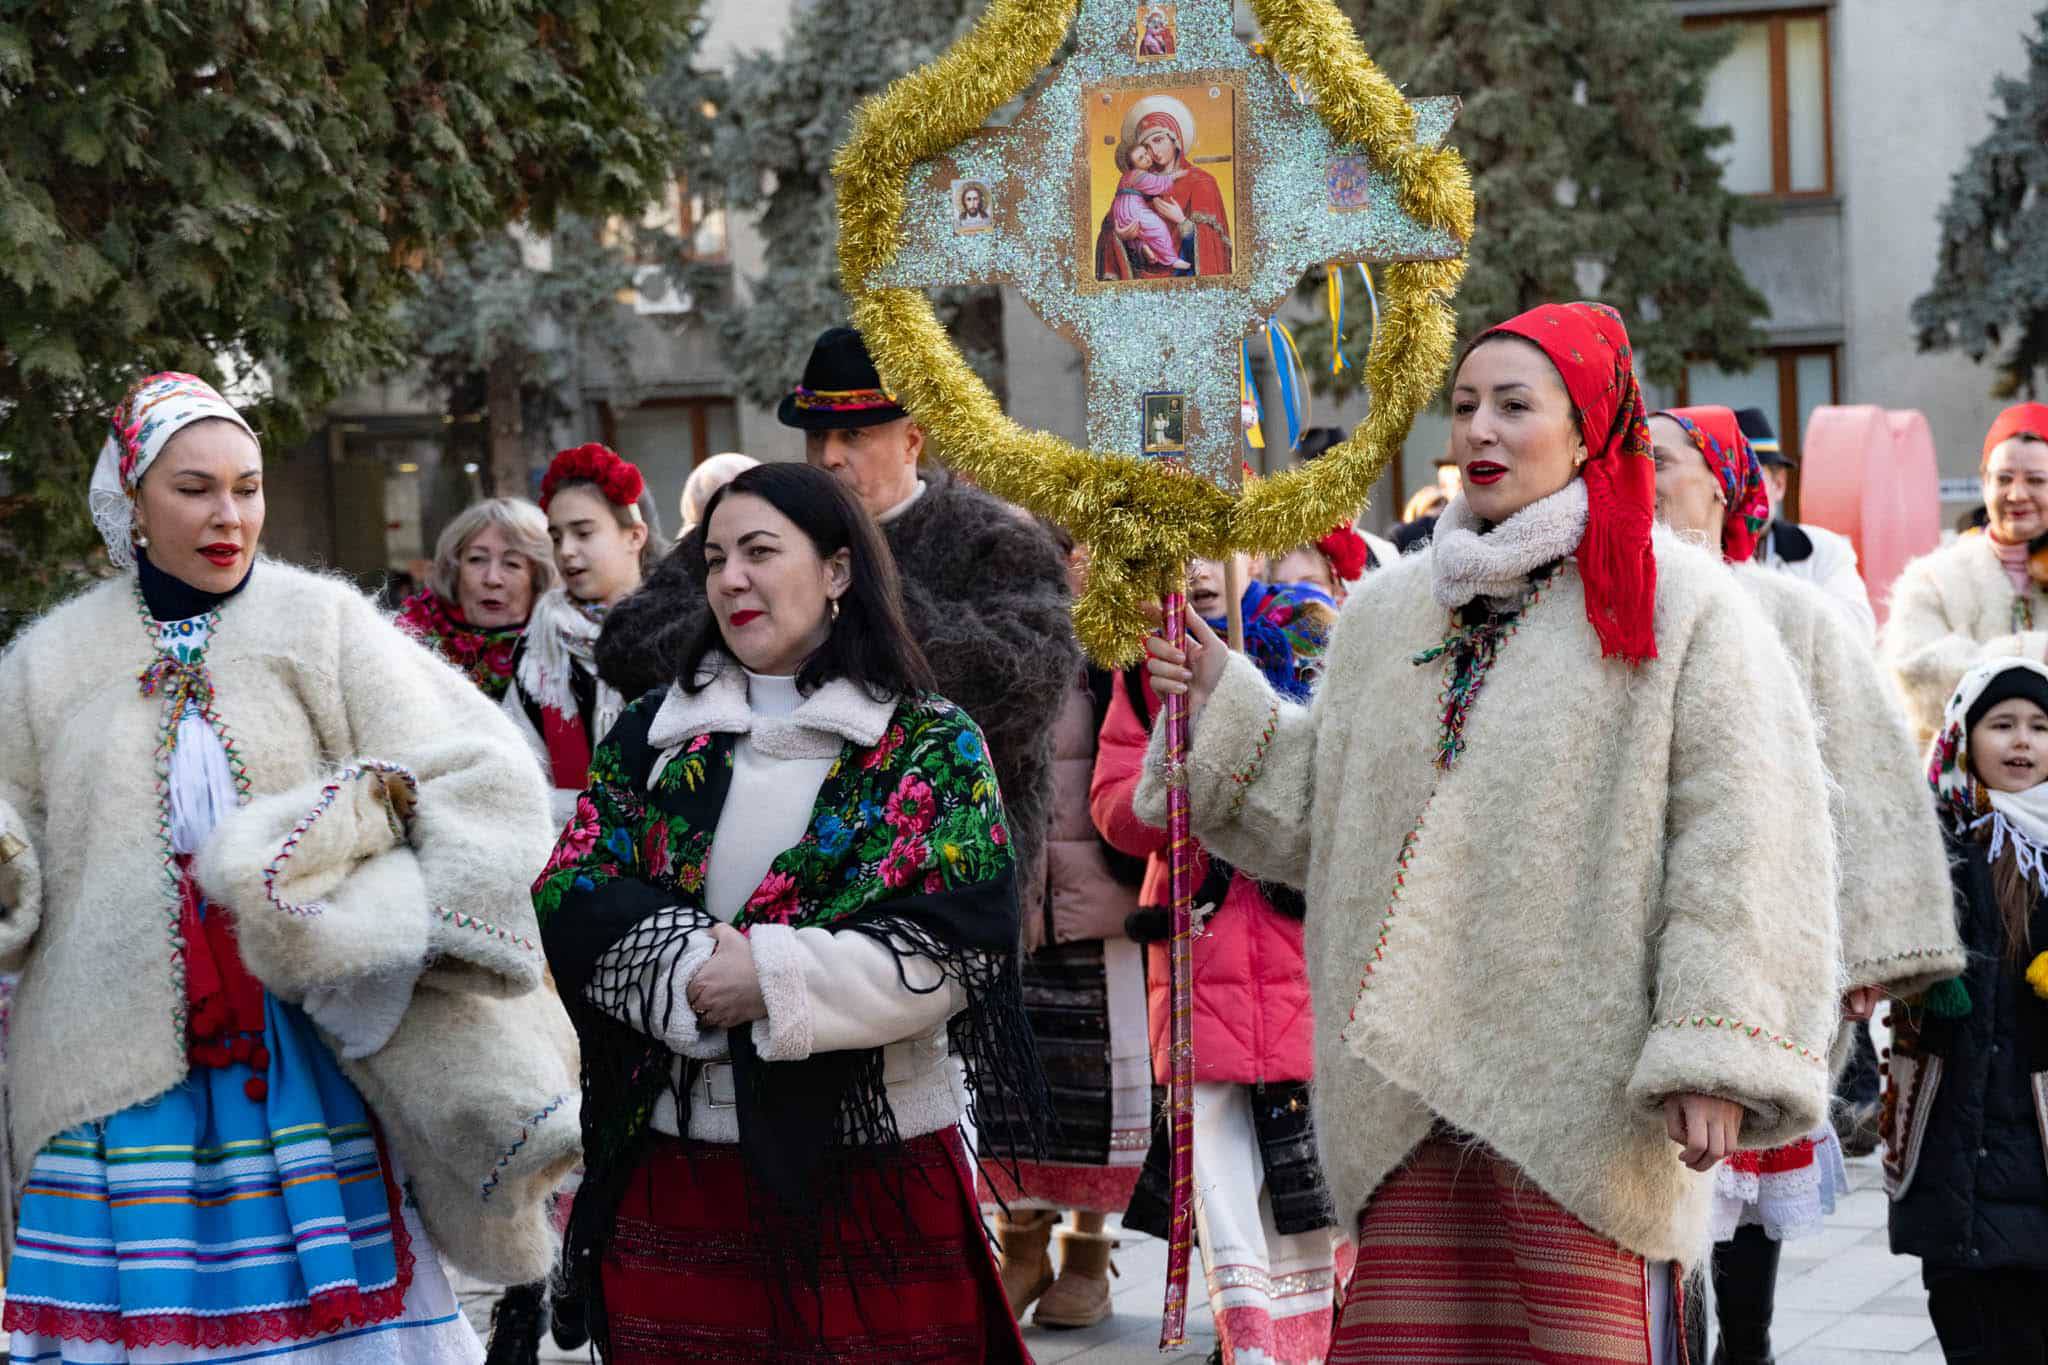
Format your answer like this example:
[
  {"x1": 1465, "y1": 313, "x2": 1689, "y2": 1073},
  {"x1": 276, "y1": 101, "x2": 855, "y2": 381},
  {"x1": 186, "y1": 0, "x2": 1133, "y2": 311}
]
[
  {"x1": 1651, "y1": 404, "x2": 1964, "y2": 1365},
  {"x1": 1139, "y1": 304, "x2": 1841, "y2": 1363},
  {"x1": 1883, "y1": 401, "x2": 2048, "y2": 747}
]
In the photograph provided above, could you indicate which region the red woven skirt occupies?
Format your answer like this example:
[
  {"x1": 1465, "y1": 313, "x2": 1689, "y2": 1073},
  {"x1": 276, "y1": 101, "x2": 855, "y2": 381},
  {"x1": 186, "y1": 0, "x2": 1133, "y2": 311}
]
[
  {"x1": 1332, "y1": 1139, "x2": 1677, "y2": 1365},
  {"x1": 598, "y1": 1125, "x2": 1030, "y2": 1363}
]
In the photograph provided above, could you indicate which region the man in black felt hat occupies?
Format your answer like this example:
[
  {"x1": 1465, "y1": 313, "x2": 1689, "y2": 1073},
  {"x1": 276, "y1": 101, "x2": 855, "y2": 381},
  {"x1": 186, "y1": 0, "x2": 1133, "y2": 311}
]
[
  {"x1": 1740, "y1": 405, "x2": 1877, "y2": 641},
  {"x1": 597, "y1": 325, "x2": 1078, "y2": 939}
]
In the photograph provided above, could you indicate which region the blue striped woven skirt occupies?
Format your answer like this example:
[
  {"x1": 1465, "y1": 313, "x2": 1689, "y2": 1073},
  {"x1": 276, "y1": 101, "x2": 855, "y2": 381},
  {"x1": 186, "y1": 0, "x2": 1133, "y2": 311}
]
[{"x1": 4, "y1": 993, "x2": 479, "y2": 1363}]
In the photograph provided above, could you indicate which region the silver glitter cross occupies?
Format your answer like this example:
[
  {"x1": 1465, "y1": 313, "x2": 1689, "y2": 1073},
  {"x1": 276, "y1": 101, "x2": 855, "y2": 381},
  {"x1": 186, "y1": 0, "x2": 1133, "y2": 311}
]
[{"x1": 871, "y1": 0, "x2": 1461, "y2": 487}]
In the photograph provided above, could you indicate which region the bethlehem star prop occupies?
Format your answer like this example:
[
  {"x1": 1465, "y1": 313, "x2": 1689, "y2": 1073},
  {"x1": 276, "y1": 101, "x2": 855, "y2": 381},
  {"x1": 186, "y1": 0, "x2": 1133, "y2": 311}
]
[{"x1": 834, "y1": 0, "x2": 1471, "y2": 1342}]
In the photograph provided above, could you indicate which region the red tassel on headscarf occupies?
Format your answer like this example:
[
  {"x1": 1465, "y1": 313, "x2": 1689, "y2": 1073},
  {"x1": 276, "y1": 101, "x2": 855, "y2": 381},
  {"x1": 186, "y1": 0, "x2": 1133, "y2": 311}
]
[{"x1": 1476, "y1": 302, "x2": 1659, "y2": 665}]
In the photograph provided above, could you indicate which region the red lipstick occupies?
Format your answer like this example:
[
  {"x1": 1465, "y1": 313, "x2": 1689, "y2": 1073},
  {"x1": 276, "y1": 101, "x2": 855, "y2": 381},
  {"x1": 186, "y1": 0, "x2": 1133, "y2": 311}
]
[
  {"x1": 729, "y1": 609, "x2": 764, "y2": 628},
  {"x1": 199, "y1": 543, "x2": 242, "y2": 566},
  {"x1": 1465, "y1": 461, "x2": 1507, "y2": 487}
]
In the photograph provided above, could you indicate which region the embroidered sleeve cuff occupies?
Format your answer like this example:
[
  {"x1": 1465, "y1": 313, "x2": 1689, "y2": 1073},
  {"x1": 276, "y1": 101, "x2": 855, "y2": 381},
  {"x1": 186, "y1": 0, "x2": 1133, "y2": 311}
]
[
  {"x1": 0, "y1": 798, "x2": 41, "y2": 972},
  {"x1": 1845, "y1": 947, "x2": 1969, "y2": 1001},
  {"x1": 1134, "y1": 652, "x2": 1281, "y2": 830},
  {"x1": 748, "y1": 923, "x2": 814, "y2": 1062},
  {"x1": 1627, "y1": 1011, "x2": 1829, "y2": 1150}
]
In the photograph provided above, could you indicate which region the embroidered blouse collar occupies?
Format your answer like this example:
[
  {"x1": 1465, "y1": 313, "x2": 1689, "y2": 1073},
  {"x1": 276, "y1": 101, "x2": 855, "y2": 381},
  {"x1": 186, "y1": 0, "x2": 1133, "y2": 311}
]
[{"x1": 648, "y1": 653, "x2": 897, "y2": 759}]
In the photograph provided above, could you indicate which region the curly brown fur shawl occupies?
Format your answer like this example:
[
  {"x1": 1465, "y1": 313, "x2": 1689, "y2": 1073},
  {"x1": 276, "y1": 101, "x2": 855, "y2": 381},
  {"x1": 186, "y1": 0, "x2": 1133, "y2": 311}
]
[{"x1": 595, "y1": 471, "x2": 1078, "y2": 917}]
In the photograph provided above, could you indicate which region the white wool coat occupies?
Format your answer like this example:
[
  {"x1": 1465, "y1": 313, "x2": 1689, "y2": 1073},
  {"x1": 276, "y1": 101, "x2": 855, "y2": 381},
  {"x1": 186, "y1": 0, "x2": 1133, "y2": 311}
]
[
  {"x1": 1882, "y1": 533, "x2": 2048, "y2": 747},
  {"x1": 0, "y1": 562, "x2": 577, "y2": 1284},
  {"x1": 1734, "y1": 568, "x2": 1963, "y2": 999},
  {"x1": 1139, "y1": 530, "x2": 1840, "y2": 1267}
]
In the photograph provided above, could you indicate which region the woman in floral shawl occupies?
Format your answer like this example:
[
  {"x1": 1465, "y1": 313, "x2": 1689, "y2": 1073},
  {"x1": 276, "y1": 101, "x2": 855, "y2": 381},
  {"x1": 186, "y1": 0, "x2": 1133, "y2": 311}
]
[
  {"x1": 395, "y1": 498, "x2": 556, "y2": 701},
  {"x1": 535, "y1": 462, "x2": 1045, "y2": 1362}
]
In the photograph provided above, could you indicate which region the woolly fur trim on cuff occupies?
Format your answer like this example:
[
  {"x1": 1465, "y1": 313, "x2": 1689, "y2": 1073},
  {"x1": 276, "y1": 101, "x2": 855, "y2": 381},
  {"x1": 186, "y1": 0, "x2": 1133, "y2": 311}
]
[
  {"x1": 660, "y1": 930, "x2": 728, "y2": 1059},
  {"x1": 747, "y1": 923, "x2": 813, "y2": 1062},
  {"x1": 1627, "y1": 1011, "x2": 1829, "y2": 1150}
]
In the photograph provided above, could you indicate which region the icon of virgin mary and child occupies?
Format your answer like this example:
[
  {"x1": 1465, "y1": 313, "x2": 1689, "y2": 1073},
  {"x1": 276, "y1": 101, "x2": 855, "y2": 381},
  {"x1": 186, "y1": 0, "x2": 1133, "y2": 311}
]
[{"x1": 1094, "y1": 95, "x2": 1233, "y2": 282}]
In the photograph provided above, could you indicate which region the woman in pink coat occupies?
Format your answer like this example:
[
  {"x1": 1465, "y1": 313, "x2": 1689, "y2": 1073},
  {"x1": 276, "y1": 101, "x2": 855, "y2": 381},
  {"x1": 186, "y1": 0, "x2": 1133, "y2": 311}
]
[{"x1": 1091, "y1": 562, "x2": 1342, "y2": 1365}]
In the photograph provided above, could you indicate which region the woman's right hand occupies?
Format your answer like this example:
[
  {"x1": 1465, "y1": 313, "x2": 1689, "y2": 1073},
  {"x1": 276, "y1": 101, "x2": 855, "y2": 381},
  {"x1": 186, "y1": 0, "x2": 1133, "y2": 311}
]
[{"x1": 1145, "y1": 603, "x2": 1226, "y2": 715}]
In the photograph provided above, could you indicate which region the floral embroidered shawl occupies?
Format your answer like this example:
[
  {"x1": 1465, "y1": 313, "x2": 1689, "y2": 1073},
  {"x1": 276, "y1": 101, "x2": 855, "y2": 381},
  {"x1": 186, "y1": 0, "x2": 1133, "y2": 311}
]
[
  {"x1": 392, "y1": 589, "x2": 521, "y2": 701},
  {"x1": 535, "y1": 681, "x2": 1046, "y2": 1316}
]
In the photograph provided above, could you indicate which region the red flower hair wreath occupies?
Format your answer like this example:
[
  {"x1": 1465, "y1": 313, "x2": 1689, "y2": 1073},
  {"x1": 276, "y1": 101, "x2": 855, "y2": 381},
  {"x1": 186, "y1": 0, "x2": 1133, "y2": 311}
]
[{"x1": 541, "y1": 443, "x2": 646, "y2": 514}]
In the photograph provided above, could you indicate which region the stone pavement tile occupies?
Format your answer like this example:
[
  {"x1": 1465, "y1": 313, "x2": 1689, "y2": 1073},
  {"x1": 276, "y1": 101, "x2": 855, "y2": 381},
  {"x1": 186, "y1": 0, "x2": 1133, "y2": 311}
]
[
  {"x1": 1776, "y1": 1223, "x2": 1873, "y2": 1268},
  {"x1": 1811, "y1": 1311, "x2": 1938, "y2": 1353},
  {"x1": 1782, "y1": 1349, "x2": 1942, "y2": 1365},
  {"x1": 1763, "y1": 1307, "x2": 1838, "y2": 1354},
  {"x1": 1824, "y1": 1186, "x2": 1891, "y2": 1230},
  {"x1": 1776, "y1": 1246, "x2": 1921, "y2": 1313},
  {"x1": 1862, "y1": 1290, "x2": 1934, "y2": 1318}
]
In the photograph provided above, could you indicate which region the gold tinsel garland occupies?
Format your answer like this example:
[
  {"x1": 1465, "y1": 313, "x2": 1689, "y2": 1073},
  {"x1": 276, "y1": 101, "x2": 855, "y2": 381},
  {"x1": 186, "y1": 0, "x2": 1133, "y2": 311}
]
[{"x1": 835, "y1": 0, "x2": 1472, "y2": 664}]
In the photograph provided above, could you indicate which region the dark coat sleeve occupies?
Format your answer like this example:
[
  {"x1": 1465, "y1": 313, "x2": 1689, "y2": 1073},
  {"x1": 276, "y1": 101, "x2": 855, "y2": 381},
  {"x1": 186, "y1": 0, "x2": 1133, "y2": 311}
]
[
  {"x1": 888, "y1": 477, "x2": 1080, "y2": 919},
  {"x1": 593, "y1": 527, "x2": 711, "y2": 700}
]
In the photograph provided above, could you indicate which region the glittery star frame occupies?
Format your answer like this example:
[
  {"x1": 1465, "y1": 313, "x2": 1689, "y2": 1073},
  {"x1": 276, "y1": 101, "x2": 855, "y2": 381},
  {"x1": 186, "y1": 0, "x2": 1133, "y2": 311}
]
[{"x1": 836, "y1": 0, "x2": 1475, "y2": 664}]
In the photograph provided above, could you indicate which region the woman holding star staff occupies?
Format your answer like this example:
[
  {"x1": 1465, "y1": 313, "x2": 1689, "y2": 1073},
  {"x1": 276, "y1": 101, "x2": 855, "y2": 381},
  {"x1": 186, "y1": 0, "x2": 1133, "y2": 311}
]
[{"x1": 1144, "y1": 302, "x2": 1841, "y2": 1362}]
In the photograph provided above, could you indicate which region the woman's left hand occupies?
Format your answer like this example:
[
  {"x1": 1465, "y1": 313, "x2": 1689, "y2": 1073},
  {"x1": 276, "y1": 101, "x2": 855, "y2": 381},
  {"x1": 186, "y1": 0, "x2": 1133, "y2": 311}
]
[
  {"x1": 1663, "y1": 1093, "x2": 1745, "y2": 1172},
  {"x1": 1842, "y1": 986, "x2": 1884, "y2": 1022},
  {"x1": 685, "y1": 923, "x2": 768, "y2": 1030}
]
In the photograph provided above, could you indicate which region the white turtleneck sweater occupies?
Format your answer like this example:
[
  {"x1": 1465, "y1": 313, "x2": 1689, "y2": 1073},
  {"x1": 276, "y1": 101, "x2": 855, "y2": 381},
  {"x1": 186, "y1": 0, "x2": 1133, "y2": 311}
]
[{"x1": 702, "y1": 670, "x2": 839, "y2": 919}]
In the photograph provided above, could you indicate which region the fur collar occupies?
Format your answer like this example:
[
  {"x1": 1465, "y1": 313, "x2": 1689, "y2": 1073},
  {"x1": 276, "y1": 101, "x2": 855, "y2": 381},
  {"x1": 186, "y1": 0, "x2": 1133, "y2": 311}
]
[
  {"x1": 647, "y1": 654, "x2": 897, "y2": 760},
  {"x1": 1431, "y1": 480, "x2": 1590, "y2": 612}
]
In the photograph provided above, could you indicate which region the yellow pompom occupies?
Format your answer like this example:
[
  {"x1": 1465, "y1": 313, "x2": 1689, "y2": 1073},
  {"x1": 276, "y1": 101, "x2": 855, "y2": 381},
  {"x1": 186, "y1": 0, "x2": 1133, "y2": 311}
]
[{"x1": 2028, "y1": 951, "x2": 2048, "y2": 1002}]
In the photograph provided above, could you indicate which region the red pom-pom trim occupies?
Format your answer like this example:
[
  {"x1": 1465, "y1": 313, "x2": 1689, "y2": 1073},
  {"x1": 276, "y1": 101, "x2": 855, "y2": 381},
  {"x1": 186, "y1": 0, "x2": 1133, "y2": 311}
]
[
  {"x1": 540, "y1": 443, "x2": 646, "y2": 512},
  {"x1": 244, "y1": 1077, "x2": 269, "y2": 1103},
  {"x1": 1316, "y1": 520, "x2": 1369, "y2": 582}
]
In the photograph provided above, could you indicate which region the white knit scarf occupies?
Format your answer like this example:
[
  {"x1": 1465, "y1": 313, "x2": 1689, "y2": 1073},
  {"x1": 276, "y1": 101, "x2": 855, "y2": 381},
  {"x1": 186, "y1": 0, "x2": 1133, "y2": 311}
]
[
  {"x1": 518, "y1": 587, "x2": 623, "y2": 739},
  {"x1": 1431, "y1": 479, "x2": 1591, "y2": 613},
  {"x1": 1935, "y1": 656, "x2": 2048, "y2": 896}
]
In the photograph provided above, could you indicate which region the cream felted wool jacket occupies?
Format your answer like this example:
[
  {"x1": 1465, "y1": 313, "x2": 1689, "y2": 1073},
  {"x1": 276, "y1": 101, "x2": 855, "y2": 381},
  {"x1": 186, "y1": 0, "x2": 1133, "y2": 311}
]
[
  {"x1": 1882, "y1": 532, "x2": 2048, "y2": 747},
  {"x1": 0, "y1": 562, "x2": 577, "y2": 1284},
  {"x1": 1138, "y1": 524, "x2": 1839, "y2": 1268},
  {"x1": 1735, "y1": 568, "x2": 1963, "y2": 998}
]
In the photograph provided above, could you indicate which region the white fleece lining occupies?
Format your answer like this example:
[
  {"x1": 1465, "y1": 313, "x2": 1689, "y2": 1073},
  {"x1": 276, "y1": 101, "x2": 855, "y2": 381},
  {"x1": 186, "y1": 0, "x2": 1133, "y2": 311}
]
[
  {"x1": 746, "y1": 923, "x2": 813, "y2": 1062},
  {"x1": 1431, "y1": 480, "x2": 1591, "y2": 612}
]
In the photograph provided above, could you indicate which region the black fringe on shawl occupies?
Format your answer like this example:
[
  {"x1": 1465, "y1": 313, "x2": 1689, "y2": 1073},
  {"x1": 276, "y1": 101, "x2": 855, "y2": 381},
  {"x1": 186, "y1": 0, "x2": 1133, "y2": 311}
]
[{"x1": 553, "y1": 882, "x2": 1051, "y2": 1358}]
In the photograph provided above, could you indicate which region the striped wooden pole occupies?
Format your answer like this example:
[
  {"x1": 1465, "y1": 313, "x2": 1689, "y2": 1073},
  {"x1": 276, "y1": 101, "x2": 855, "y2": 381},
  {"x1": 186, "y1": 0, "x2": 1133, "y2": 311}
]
[{"x1": 1158, "y1": 579, "x2": 1198, "y2": 1349}]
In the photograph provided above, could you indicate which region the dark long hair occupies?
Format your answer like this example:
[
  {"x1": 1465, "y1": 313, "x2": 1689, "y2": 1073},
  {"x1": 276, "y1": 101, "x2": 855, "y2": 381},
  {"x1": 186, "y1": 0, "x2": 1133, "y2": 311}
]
[{"x1": 678, "y1": 462, "x2": 934, "y2": 701}]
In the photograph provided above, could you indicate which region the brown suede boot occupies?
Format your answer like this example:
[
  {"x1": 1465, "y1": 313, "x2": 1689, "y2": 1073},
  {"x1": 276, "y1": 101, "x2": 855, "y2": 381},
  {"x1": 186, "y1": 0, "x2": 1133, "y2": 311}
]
[
  {"x1": 996, "y1": 1209, "x2": 1058, "y2": 1317},
  {"x1": 1032, "y1": 1228, "x2": 1118, "y2": 1329}
]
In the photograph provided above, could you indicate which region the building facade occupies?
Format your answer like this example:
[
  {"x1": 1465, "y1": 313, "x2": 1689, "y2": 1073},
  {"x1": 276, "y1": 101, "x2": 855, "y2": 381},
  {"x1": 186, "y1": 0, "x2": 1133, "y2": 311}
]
[{"x1": 269, "y1": 0, "x2": 2041, "y2": 578}]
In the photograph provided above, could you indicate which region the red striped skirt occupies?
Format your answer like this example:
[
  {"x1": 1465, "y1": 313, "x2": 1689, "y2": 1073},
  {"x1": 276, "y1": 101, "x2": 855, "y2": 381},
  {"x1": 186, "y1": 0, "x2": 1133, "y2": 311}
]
[
  {"x1": 598, "y1": 1126, "x2": 1030, "y2": 1363},
  {"x1": 1332, "y1": 1138, "x2": 1676, "y2": 1365}
]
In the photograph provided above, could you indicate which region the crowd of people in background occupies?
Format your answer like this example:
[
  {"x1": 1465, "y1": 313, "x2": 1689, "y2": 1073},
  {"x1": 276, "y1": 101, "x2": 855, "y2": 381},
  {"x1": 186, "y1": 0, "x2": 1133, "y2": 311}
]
[{"x1": 1, "y1": 317, "x2": 2047, "y2": 1365}]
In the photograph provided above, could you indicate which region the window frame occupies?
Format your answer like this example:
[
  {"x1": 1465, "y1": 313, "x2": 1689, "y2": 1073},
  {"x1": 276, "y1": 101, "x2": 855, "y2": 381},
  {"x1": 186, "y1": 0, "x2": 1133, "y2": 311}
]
[{"x1": 1683, "y1": 6, "x2": 1835, "y2": 200}]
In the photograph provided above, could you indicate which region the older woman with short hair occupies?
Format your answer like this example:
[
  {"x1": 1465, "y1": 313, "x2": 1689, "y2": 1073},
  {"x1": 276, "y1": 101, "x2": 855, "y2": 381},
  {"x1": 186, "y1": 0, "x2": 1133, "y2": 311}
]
[{"x1": 396, "y1": 497, "x2": 557, "y2": 700}]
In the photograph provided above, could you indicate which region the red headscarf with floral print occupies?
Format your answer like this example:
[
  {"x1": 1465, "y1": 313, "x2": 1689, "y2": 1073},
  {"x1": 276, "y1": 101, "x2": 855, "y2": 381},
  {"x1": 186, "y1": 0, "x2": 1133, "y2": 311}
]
[
  {"x1": 1658, "y1": 405, "x2": 1772, "y2": 564},
  {"x1": 1473, "y1": 301, "x2": 1658, "y2": 664}
]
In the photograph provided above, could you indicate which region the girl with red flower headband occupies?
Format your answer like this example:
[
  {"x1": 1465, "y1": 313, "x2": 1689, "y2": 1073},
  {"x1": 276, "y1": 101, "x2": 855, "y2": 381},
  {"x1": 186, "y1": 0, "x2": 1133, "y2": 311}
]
[
  {"x1": 507, "y1": 445, "x2": 671, "y2": 821},
  {"x1": 1142, "y1": 303, "x2": 1841, "y2": 1362}
]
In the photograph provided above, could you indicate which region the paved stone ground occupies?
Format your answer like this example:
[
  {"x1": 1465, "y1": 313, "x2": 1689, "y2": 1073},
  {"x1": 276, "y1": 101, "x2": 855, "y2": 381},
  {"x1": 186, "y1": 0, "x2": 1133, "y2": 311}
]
[{"x1": 450, "y1": 1152, "x2": 1943, "y2": 1364}]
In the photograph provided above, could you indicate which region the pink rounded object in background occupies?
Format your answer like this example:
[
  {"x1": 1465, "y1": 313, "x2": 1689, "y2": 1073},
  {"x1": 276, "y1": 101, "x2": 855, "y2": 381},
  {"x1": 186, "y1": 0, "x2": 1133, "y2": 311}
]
[{"x1": 1797, "y1": 405, "x2": 1942, "y2": 626}]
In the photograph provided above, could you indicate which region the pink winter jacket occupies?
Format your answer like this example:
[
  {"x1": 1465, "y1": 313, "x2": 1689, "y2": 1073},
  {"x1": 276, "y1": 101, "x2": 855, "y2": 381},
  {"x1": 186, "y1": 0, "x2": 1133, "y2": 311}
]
[{"x1": 1089, "y1": 669, "x2": 1314, "y2": 1086}]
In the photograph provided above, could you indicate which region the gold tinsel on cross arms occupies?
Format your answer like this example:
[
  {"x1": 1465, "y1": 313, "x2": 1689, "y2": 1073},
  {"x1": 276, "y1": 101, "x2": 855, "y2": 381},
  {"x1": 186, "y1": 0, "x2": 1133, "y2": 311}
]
[{"x1": 835, "y1": 0, "x2": 1473, "y2": 664}]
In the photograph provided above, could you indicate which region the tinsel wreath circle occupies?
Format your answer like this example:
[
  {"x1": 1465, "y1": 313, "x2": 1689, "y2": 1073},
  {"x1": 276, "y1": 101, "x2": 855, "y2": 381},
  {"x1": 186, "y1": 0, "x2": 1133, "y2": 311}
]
[{"x1": 834, "y1": 0, "x2": 1473, "y2": 665}]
